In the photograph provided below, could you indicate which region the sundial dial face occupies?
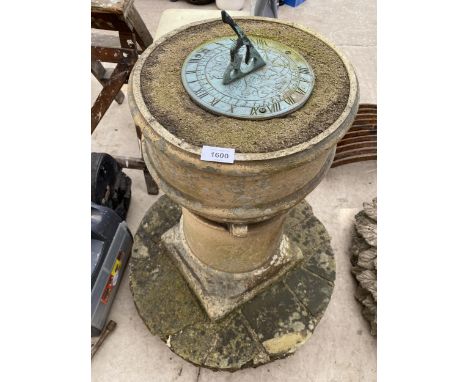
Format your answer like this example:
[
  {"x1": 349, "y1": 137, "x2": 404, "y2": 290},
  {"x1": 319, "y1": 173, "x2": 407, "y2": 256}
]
[{"x1": 181, "y1": 36, "x2": 315, "y2": 120}]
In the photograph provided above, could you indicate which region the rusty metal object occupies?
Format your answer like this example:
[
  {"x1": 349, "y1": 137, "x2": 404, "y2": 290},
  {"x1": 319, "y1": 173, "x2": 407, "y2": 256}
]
[
  {"x1": 332, "y1": 103, "x2": 377, "y2": 168},
  {"x1": 91, "y1": 59, "x2": 125, "y2": 105},
  {"x1": 91, "y1": 1, "x2": 158, "y2": 195},
  {"x1": 112, "y1": 155, "x2": 159, "y2": 195},
  {"x1": 91, "y1": 56, "x2": 137, "y2": 133},
  {"x1": 112, "y1": 155, "x2": 146, "y2": 170},
  {"x1": 91, "y1": 0, "x2": 153, "y2": 51},
  {"x1": 91, "y1": 0, "x2": 153, "y2": 133},
  {"x1": 91, "y1": 320, "x2": 117, "y2": 359}
]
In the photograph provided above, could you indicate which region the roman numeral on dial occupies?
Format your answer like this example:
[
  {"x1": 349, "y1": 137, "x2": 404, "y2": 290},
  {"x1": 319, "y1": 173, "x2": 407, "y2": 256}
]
[
  {"x1": 250, "y1": 106, "x2": 260, "y2": 115},
  {"x1": 295, "y1": 87, "x2": 306, "y2": 95},
  {"x1": 195, "y1": 88, "x2": 208, "y2": 98},
  {"x1": 254, "y1": 38, "x2": 268, "y2": 48},
  {"x1": 283, "y1": 95, "x2": 296, "y2": 105},
  {"x1": 267, "y1": 102, "x2": 281, "y2": 113}
]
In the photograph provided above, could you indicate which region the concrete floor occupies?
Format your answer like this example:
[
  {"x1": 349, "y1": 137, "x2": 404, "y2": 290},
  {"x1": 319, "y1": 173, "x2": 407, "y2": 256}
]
[{"x1": 91, "y1": 0, "x2": 376, "y2": 380}]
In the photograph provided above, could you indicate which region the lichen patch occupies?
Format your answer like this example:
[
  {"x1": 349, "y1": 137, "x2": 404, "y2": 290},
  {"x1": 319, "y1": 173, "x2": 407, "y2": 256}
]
[{"x1": 262, "y1": 332, "x2": 307, "y2": 355}]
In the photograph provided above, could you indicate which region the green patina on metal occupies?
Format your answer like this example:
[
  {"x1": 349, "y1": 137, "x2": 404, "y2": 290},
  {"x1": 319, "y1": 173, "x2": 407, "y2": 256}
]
[{"x1": 181, "y1": 35, "x2": 314, "y2": 120}]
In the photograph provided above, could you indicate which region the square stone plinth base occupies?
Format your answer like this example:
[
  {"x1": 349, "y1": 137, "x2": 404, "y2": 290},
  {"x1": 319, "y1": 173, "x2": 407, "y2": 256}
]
[{"x1": 162, "y1": 218, "x2": 303, "y2": 321}]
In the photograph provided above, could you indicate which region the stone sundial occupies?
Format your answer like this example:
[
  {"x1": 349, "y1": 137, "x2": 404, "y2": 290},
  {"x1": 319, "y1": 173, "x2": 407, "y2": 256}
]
[
  {"x1": 128, "y1": 12, "x2": 359, "y2": 371},
  {"x1": 181, "y1": 11, "x2": 315, "y2": 119}
]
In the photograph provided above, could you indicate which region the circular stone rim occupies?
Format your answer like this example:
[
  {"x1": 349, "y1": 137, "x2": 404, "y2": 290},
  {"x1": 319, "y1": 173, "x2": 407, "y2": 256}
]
[
  {"x1": 129, "y1": 16, "x2": 359, "y2": 161},
  {"x1": 180, "y1": 36, "x2": 315, "y2": 120}
]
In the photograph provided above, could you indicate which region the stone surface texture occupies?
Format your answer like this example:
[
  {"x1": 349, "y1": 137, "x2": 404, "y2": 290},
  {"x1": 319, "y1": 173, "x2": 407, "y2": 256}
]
[
  {"x1": 91, "y1": 1, "x2": 376, "y2": 381},
  {"x1": 136, "y1": 18, "x2": 352, "y2": 153},
  {"x1": 129, "y1": 15, "x2": 359, "y2": 226},
  {"x1": 129, "y1": 196, "x2": 335, "y2": 370},
  {"x1": 162, "y1": 217, "x2": 304, "y2": 321},
  {"x1": 350, "y1": 198, "x2": 377, "y2": 336}
]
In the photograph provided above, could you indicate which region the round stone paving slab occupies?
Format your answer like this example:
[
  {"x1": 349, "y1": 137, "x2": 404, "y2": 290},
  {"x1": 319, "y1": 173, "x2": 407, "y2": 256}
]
[{"x1": 129, "y1": 195, "x2": 335, "y2": 371}]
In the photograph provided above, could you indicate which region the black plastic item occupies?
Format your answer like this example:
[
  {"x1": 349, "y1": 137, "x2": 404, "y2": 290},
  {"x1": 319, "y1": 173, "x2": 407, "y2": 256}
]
[
  {"x1": 91, "y1": 203, "x2": 133, "y2": 336},
  {"x1": 91, "y1": 152, "x2": 131, "y2": 220},
  {"x1": 91, "y1": 203, "x2": 122, "y2": 287}
]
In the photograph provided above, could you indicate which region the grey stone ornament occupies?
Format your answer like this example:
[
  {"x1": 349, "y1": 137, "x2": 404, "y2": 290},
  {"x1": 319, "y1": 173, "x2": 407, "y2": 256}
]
[{"x1": 350, "y1": 198, "x2": 377, "y2": 336}]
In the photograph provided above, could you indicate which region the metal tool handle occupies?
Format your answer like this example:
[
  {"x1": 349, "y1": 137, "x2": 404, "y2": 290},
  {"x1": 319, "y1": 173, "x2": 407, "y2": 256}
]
[{"x1": 91, "y1": 320, "x2": 117, "y2": 359}]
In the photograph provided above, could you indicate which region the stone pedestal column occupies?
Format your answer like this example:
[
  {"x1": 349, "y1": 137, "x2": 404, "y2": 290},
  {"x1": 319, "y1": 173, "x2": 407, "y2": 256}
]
[
  {"x1": 127, "y1": 16, "x2": 359, "y2": 369},
  {"x1": 163, "y1": 209, "x2": 303, "y2": 319}
]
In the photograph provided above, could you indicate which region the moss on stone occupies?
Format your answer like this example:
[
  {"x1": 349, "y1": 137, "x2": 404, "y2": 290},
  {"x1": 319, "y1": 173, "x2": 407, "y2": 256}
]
[
  {"x1": 204, "y1": 314, "x2": 263, "y2": 370},
  {"x1": 284, "y1": 267, "x2": 333, "y2": 319},
  {"x1": 129, "y1": 196, "x2": 336, "y2": 370}
]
